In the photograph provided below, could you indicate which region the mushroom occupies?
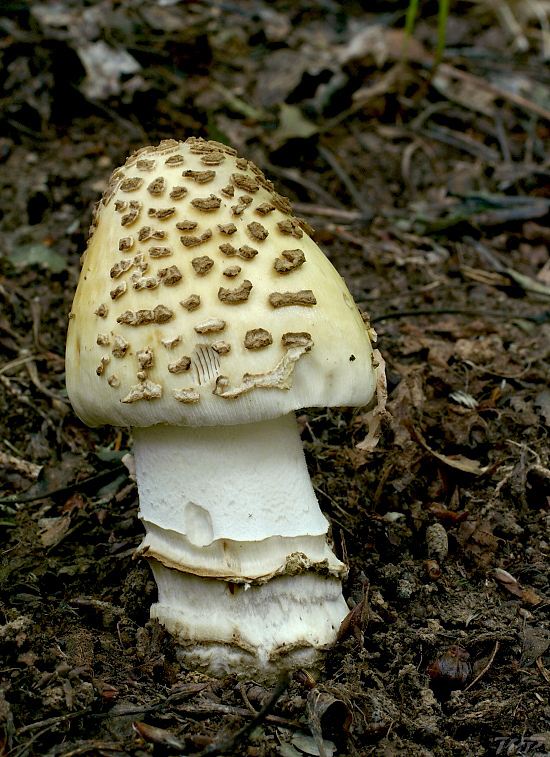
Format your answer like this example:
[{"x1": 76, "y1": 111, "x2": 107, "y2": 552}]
[{"x1": 66, "y1": 137, "x2": 383, "y2": 680}]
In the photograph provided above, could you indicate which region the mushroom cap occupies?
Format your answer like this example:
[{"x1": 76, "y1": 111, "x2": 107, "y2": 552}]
[{"x1": 66, "y1": 138, "x2": 377, "y2": 427}]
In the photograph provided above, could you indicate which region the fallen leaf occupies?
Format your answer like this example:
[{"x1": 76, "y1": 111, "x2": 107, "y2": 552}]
[
  {"x1": 494, "y1": 567, "x2": 524, "y2": 597},
  {"x1": 134, "y1": 721, "x2": 185, "y2": 749},
  {"x1": 37, "y1": 515, "x2": 71, "y2": 547},
  {"x1": 292, "y1": 733, "x2": 335, "y2": 757},
  {"x1": 270, "y1": 104, "x2": 319, "y2": 147},
  {"x1": 76, "y1": 41, "x2": 141, "y2": 99},
  {"x1": 457, "y1": 520, "x2": 499, "y2": 569},
  {"x1": 494, "y1": 568, "x2": 542, "y2": 605},
  {"x1": 405, "y1": 420, "x2": 487, "y2": 474},
  {"x1": 6, "y1": 243, "x2": 66, "y2": 272}
]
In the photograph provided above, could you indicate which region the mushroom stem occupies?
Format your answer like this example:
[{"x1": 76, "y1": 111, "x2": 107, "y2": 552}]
[{"x1": 133, "y1": 412, "x2": 349, "y2": 679}]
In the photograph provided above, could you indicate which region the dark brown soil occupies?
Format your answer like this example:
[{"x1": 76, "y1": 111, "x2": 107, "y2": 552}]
[{"x1": 1, "y1": 2, "x2": 550, "y2": 755}]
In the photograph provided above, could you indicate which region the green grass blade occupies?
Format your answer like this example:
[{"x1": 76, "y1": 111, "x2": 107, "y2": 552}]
[
  {"x1": 434, "y1": 0, "x2": 451, "y2": 68},
  {"x1": 402, "y1": 0, "x2": 421, "y2": 59}
]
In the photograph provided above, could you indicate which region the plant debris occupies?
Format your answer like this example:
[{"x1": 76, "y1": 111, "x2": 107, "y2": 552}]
[{"x1": 2, "y1": 1, "x2": 550, "y2": 755}]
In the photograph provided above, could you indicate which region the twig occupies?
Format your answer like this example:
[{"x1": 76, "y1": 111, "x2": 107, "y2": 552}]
[
  {"x1": 6, "y1": 727, "x2": 52, "y2": 757},
  {"x1": 435, "y1": 62, "x2": 550, "y2": 123},
  {"x1": 0, "y1": 354, "x2": 41, "y2": 376},
  {"x1": 419, "y1": 125, "x2": 499, "y2": 162},
  {"x1": 0, "y1": 464, "x2": 127, "y2": 505},
  {"x1": 195, "y1": 674, "x2": 291, "y2": 756},
  {"x1": 464, "y1": 641, "x2": 499, "y2": 691},
  {"x1": 0, "y1": 374, "x2": 55, "y2": 429},
  {"x1": 318, "y1": 145, "x2": 371, "y2": 214},
  {"x1": 267, "y1": 165, "x2": 342, "y2": 208},
  {"x1": 15, "y1": 709, "x2": 90, "y2": 736},
  {"x1": 369, "y1": 308, "x2": 550, "y2": 324},
  {"x1": 58, "y1": 742, "x2": 125, "y2": 757},
  {"x1": 536, "y1": 657, "x2": 550, "y2": 684},
  {"x1": 290, "y1": 202, "x2": 370, "y2": 222},
  {"x1": 175, "y1": 701, "x2": 299, "y2": 729},
  {"x1": 238, "y1": 682, "x2": 258, "y2": 715}
]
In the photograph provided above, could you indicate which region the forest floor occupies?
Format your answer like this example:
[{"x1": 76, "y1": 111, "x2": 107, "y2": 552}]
[{"x1": 1, "y1": 1, "x2": 550, "y2": 755}]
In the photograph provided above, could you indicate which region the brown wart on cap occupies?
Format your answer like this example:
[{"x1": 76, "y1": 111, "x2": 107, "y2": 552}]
[
  {"x1": 173, "y1": 387, "x2": 200, "y2": 403},
  {"x1": 158, "y1": 265, "x2": 183, "y2": 286},
  {"x1": 270, "y1": 193, "x2": 293, "y2": 214},
  {"x1": 120, "y1": 201, "x2": 142, "y2": 226},
  {"x1": 218, "y1": 280, "x2": 252, "y2": 303},
  {"x1": 282, "y1": 332, "x2": 312, "y2": 347},
  {"x1": 110, "y1": 259, "x2": 134, "y2": 278},
  {"x1": 231, "y1": 174, "x2": 260, "y2": 193},
  {"x1": 255, "y1": 203, "x2": 275, "y2": 215},
  {"x1": 122, "y1": 379, "x2": 162, "y2": 403},
  {"x1": 191, "y1": 256, "x2": 214, "y2": 275},
  {"x1": 112, "y1": 335, "x2": 129, "y2": 357},
  {"x1": 211, "y1": 340, "x2": 231, "y2": 354},
  {"x1": 116, "y1": 305, "x2": 173, "y2": 326},
  {"x1": 187, "y1": 137, "x2": 237, "y2": 156},
  {"x1": 223, "y1": 266, "x2": 241, "y2": 277},
  {"x1": 191, "y1": 195, "x2": 221, "y2": 211},
  {"x1": 120, "y1": 177, "x2": 144, "y2": 192},
  {"x1": 168, "y1": 355, "x2": 192, "y2": 374},
  {"x1": 247, "y1": 222, "x2": 268, "y2": 241},
  {"x1": 212, "y1": 336, "x2": 313, "y2": 399},
  {"x1": 180, "y1": 230, "x2": 212, "y2": 247},
  {"x1": 231, "y1": 196, "x2": 253, "y2": 215},
  {"x1": 165, "y1": 155, "x2": 185, "y2": 166},
  {"x1": 136, "y1": 159, "x2": 156, "y2": 171},
  {"x1": 268, "y1": 290, "x2": 316, "y2": 307},
  {"x1": 136, "y1": 348, "x2": 154, "y2": 369},
  {"x1": 244, "y1": 328, "x2": 273, "y2": 349},
  {"x1": 161, "y1": 335, "x2": 181, "y2": 349},
  {"x1": 96, "y1": 356, "x2": 110, "y2": 375},
  {"x1": 119, "y1": 237, "x2": 134, "y2": 251},
  {"x1": 131, "y1": 273, "x2": 159, "y2": 291},
  {"x1": 148, "y1": 207, "x2": 176, "y2": 220},
  {"x1": 194, "y1": 317, "x2": 225, "y2": 334},
  {"x1": 147, "y1": 177, "x2": 166, "y2": 195},
  {"x1": 149, "y1": 246, "x2": 173, "y2": 258},
  {"x1": 180, "y1": 294, "x2": 201, "y2": 311},
  {"x1": 110, "y1": 282, "x2": 127, "y2": 300},
  {"x1": 183, "y1": 170, "x2": 216, "y2": 183},
  {"x1": 201, "y1": 151, "x2": 226, "y2": 165},
  {"x1": 170, "y1": 186, "x2": 188, "y2": 199},
  {"x1": 274, "y1": 250, "x2": 305, "y2": 273},
  {"x1": 139, "y1": 226, "x2": 166, "y2": 241},
  {"x1": 277, "y1": 219, "x2": 303, "y2": 238}
]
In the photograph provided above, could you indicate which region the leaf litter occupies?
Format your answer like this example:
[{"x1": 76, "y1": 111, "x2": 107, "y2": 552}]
[{"x1": 2, "y1": 1, "x2": 550, "y2": 755}]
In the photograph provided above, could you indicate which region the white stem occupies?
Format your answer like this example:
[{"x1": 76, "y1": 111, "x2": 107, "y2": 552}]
[{"x1": 132, "y1": 413, "x2": 349, "y2": 678}]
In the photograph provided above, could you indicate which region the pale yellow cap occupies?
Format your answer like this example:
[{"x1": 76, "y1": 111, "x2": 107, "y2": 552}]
[{"x1": 66, "y1": 138, "x2": 377, "y2": 427}]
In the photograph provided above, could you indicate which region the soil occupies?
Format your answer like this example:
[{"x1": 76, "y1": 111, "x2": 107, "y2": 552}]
[{"x1": 1, "y1": 2, "x2": 550, "y2": 755}]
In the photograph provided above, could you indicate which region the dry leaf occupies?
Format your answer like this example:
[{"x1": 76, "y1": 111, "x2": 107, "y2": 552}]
[
  {"x1": 134, "y1": 721, "x2": 185, "y2": 749},
  {"x1": 37, "y1": 515, "x2": 71, "y2": 547},
  {"x1": 457, "y1": 520, "x2": 499, "y2": 569},
  {"x1": 494, "y1": 567, "x2": 542, "y2": 605},
  {"x1": 0, "y1": 451, "x2": 42, "y2": 479},
  {"x1": 356, "y1": 350, "x2": 389, "y2": 452}
]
